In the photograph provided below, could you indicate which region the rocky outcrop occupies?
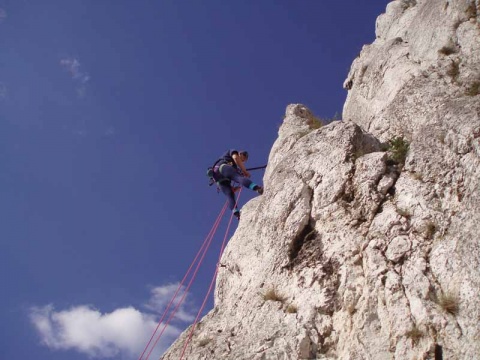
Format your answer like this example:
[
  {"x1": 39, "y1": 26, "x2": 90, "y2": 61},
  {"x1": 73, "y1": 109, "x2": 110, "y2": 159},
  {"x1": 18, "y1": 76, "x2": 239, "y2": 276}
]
[{"x1": 162, "y1": 1, "x2": 480, "y2": 359}]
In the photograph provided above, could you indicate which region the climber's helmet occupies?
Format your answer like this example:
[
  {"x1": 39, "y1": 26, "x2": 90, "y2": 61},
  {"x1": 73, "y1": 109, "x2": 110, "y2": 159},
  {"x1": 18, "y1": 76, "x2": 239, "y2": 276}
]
[{"x1": 239, "y1": 151, "x2": 249, "y2": 161}]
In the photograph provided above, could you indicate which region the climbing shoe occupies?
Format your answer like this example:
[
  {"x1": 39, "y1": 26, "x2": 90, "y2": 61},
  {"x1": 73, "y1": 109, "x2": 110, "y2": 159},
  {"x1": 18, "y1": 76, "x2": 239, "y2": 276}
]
[
  {"x1": 255, "y1": 186, "x2": 264, "y2": 195},
  {"x1": 233, "y1": 210, "x2": 241, "y2": 220}
]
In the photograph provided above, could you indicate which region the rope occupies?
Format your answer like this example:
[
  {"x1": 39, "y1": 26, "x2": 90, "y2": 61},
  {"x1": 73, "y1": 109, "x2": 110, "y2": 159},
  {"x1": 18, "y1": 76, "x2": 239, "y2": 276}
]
[
  {"x1": 144, "y1": 202, "x2": 227, "y2": 360},
  {"x1": 139, "y1": 201, "x2": 228, "y2": 360},
  {"x1": 179, "y1": 188, "x2": 243, "y2": 359}
]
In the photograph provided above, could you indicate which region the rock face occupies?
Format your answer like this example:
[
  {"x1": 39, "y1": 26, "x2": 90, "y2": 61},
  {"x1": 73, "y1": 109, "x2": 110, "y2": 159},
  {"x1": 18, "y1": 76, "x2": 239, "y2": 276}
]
[{"x1": 162, "y1": 1, "x2": 480, "y2": 359}]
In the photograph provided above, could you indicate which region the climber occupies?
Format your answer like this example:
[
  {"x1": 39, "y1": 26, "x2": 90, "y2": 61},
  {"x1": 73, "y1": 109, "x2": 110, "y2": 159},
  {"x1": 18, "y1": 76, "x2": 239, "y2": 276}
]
[{"x1": 211, "y1": 149, "x2": 264, "y2": 220}]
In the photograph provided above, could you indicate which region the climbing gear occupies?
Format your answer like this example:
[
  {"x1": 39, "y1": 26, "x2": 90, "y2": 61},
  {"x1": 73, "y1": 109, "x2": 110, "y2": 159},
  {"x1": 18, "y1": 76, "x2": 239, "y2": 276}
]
[
  {"x1": 139, "y1": 202, "x2": 229, "y2": 360},
  {"x1": 180, "y1": 189, "x2": 243, "y2": 359},
  {"x1": 233, "y1": 209, "x2": 241, "y2": 220},
  {"x1": 246, "y1": 164, "x2": 267, "y2": 171},
  {"x1": 255, "y1": 186, "x2": 264, "y2": 195},
  {"x1": 208, "y1": 162, "x2": 266, "y2": 187},
  {"x1": 218, "y1": 163, "x2": 230, "y2": 175},
  {"x1": 206, "y1": 159, "x2": 221, "y2": 186},
  {"x1": 139, "y1": 192, "x2": 244, "y2": 360},
  {"x1": 206, "y1": 160, "x2": 233, "y2": 187}
]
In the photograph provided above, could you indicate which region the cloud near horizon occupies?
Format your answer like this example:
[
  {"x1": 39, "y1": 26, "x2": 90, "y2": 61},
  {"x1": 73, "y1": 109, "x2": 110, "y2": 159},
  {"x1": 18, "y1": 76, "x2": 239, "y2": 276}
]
[{"x1": 29, "y1": 284, "x2": 194, "y2": 359}]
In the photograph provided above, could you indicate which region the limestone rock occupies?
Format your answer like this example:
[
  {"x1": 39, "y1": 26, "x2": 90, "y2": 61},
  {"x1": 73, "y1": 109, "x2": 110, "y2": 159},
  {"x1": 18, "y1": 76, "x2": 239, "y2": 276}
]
[{"x1": 162, "y1": 1, "x2": 480, "y2": 359}]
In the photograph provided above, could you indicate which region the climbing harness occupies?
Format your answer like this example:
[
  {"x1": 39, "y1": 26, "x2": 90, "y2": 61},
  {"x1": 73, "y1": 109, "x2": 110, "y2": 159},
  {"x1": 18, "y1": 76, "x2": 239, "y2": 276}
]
[{"x1": 207, "y1": 162, "x2": 267, "y2": 188}]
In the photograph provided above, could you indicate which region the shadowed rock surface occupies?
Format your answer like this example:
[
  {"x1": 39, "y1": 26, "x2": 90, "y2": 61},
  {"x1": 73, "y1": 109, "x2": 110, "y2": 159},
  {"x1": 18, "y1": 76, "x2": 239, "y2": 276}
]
[{"x1": 162, "y1": 1, "x2": 480, "y2": 359}]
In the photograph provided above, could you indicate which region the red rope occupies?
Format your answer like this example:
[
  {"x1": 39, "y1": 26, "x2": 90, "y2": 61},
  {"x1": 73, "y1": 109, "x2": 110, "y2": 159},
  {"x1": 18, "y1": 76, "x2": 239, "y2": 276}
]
[
  {"x1": 179, "y1": 188, "x2": 243, "y2": 359},
  {"x1": 144, "y1": 201, "x2": 228, "y2": 360},
  {"x1": 144, "y1": 202, "x2": 227, "y2": 360},
  {"x1": 139, "y1": 201, "x2": 228, "y2": 360}
]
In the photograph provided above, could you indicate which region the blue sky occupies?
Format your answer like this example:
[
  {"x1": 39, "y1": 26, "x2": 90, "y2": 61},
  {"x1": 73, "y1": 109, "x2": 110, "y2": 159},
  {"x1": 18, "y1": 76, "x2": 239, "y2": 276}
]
[{"x1": 0, "y1": 1, "x2": 389, "y2": 359}]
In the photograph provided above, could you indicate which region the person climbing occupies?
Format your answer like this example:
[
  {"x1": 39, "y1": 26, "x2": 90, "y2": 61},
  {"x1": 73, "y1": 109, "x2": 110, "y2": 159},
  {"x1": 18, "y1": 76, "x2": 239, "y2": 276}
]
[{"x1": 212, "y1": 149, "x2": 264, "y2": 220}]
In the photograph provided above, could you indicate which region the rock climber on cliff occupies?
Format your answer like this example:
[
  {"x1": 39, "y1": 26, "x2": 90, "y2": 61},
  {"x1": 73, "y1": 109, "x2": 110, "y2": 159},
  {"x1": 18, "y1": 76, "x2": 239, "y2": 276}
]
[{"x1": 210, "y1": 149, "x2": 264, "y2": 220}]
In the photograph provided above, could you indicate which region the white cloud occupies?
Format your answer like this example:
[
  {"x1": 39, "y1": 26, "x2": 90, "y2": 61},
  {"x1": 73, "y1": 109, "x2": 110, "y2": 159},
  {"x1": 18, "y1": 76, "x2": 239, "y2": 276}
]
[
  {"x1": 145, "y1": 283, "x2": 195, "y2": 323},
  {"x1": 60, "y1": 57, "x2": 90, "y2": 97},
  {"x1": 29, "y1": 284, "x2": 195, "y2": 359}
]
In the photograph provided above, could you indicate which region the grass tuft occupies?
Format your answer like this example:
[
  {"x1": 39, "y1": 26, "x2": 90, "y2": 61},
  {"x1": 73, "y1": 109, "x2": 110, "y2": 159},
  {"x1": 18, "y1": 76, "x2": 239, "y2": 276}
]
[
  {"x1": 285, "y1": 304, "x2": 298, "y2": 314},
  {"x1": 387, "y1": 136, "x2": 410, "y2": 165},
  {"x1": 310, "y1": 117, "x2": 323, "y2": 129},
  {"x1": 438, "y1": 46, "x2": 457, "y2": 56},
  {"x1": 262, "y1": 287, "x2": 286, "y2": 303},
  {"x1": 406, "y1": 326, "x2": 423, "y2": 345},
  {"x1": 438, "y1": 292, "x2": 460, "y2": 315},
  {"x1": 466, "y1": 2, "x2": 478, "y2": 19},
  {"x1": 438, "y1": 131, "x2": 447, "y2": 144},
  {"x1": 465, "y1": 81, "x2": 480, "y2": 96},
  {"x1": 446, "y1": 61, "x2": 460, "y2": 80},
  {"x1": 308, "y1": 112, "x2": 342, "y2": 130},
  {"x1": 411, "y1": 172, "x2": 424, "y2": 181},
  {"x1": 424, "y1": 221, "x2": 437, "y2": 239}
]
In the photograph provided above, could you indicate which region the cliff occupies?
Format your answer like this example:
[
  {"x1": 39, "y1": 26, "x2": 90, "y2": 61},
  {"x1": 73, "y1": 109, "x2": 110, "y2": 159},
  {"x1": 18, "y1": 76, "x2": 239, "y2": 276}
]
[{"x1": 162, "y1": 0, "x2": 480, "y2": 359}]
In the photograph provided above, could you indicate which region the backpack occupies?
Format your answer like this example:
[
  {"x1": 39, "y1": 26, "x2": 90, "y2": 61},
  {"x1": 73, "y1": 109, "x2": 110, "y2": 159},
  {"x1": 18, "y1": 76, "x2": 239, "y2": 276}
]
[
  {"x1": 206, "y1": 157, "x2": 223, "y2": 187},
  {"x1": 206, "y1": 166, "x2": 216, "y2": 186},
  {"x1": 206, "y1": 160, "x2": 231, "y2": 187}
]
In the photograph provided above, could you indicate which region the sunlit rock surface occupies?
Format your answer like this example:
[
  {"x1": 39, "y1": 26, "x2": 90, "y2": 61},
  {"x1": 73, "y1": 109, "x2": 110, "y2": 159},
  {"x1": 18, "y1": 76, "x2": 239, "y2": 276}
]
[{"x1": 162, "y1": 1, "x2": 480, "y2": 359}]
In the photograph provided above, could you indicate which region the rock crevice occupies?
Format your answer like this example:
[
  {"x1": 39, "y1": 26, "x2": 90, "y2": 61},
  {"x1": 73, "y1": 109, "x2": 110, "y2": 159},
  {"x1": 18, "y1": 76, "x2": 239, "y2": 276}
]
[{"x1": 162, "y1": 1, "x2": 480, "y2": 359}]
